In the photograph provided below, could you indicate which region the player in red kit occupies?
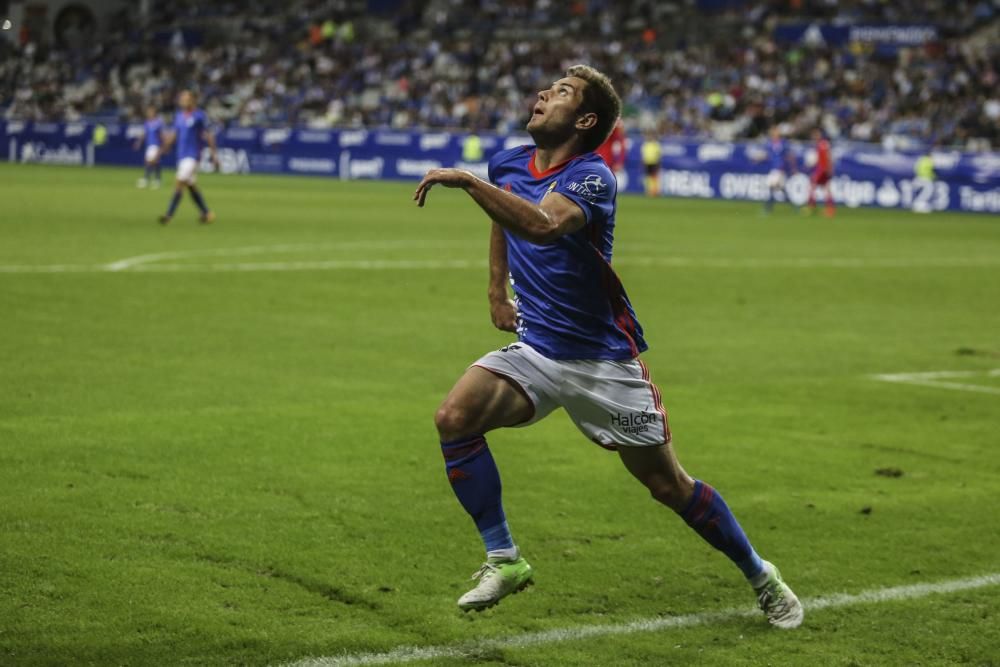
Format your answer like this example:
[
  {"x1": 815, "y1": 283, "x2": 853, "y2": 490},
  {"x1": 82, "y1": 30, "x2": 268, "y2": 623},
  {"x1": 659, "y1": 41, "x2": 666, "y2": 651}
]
[
  {"x1": 807, "y1": 129, "x2": 835, "y2": 217},
  {"x1": 595, "y1": 117, "x2": 626, "y2": 177}
]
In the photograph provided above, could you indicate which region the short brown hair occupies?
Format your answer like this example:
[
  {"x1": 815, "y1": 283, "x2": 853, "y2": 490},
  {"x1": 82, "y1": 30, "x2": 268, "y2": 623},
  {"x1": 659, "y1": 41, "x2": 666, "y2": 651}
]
[{"x1": 565, "y1": 64, "x2": 622, "y2": 153}]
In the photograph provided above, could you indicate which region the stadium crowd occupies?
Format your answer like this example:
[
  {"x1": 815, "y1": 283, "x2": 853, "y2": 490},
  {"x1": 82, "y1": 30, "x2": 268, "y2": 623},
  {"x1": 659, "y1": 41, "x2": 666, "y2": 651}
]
[{"x1": 0, "y1": 0, "x2": 997, "y2": 149}]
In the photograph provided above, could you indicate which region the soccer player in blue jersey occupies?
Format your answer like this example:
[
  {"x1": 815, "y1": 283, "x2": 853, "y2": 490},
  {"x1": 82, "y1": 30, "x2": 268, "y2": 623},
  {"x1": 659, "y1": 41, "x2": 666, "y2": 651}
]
[
  {"x1": 413, "y1": 65, "x2": 803, "y2": 628},
  {"x1": 156, "y1": 90, "x2": 218, "y2": 224},
  {"x1": 763, "y1": 126, "x2": 796, "y2": 214},
  {"x1": 133, "y1": 105, "x2": 164, "y2": 189}
]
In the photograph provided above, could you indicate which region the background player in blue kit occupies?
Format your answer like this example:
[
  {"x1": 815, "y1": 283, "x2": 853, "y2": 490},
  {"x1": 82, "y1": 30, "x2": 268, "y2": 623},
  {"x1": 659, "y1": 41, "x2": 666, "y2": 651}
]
[
  {"x1": 413, "y1": 64, "x2": 803, "y2": 627},
  {"x1": 156, "y1": 90, "x2": 219, "y2": 225},
  {"x1": 763, "y1": 126, "x2": 797, "y2": 214},
  {"x1": 133, "y1": 105, "x2": 163, "y2": 189}
]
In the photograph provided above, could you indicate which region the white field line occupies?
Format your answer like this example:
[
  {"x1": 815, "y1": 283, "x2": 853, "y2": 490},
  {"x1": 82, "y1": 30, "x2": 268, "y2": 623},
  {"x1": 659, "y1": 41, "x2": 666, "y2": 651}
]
[
  {"x1": 130, "y1": 259, "x2": 486, "y2": 272},
  {"x1": 102, "y1": 240, "x2": 481, "y2": 272},
  {"x1": 3, "y1": 250, "x2": 1000, "y2": 275},
  {"x1": 872, "y1": 369, "x2": 1000, "y2": 396},
  {"x1": 281, "y1": 573, "x2": 1000, "y2": 667},
  {"x1": 620, "y1": 256, "x2": 1000, "y2": 269}
]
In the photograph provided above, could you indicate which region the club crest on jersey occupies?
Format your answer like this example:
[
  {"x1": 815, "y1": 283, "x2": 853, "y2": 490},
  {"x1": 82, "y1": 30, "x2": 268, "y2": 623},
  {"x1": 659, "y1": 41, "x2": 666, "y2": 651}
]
[
  {"x1": 546, "y1": 180, "x2": 558, "y2": 194},
  {"x1": 566, "y1": 173, "x2": 607, "y2": 201}
]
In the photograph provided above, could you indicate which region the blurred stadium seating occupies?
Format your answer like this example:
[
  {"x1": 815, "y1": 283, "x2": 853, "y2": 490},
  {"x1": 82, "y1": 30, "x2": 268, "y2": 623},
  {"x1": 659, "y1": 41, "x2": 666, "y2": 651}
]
[{"x1": 1, "y1": 0, "x2": 997, "y2": 150}]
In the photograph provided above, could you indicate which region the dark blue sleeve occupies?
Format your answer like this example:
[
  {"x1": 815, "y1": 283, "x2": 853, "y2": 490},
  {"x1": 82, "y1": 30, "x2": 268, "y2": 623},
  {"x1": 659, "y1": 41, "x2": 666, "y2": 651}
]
[
  {"x1": 553, "y1": 160, "x2": 616, "y2": 225},
  {"x1": 487, "y1": 152, "x2": 498, "y2": 185},
  {"x1": 487, "y1": 148, "x2": 512, "y2": 185}
]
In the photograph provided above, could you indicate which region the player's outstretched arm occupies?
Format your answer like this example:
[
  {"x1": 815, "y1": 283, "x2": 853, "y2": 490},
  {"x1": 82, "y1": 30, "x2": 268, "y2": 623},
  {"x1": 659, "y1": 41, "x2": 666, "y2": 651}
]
[
  {"x1": 413, "y1": 168, "x2": 584, "y2": 243},
  {"x1": 488, "y1": 222, "x2": 516, "y2": 332}
]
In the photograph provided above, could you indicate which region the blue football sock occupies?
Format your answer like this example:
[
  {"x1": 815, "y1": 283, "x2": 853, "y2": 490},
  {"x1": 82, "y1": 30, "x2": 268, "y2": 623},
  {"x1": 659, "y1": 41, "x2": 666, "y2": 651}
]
[
  {"x1": 680, "y1": 480, "x2": 764, "y2": 580},
  {"x1": 144, "y1": 165, "x2": 151, "y2": 180},
  {"x1": 166, "y1": 191, "x2": 182, "y2": 217},
  {"x1": 189, "y1": 186, "x2": 209, "y2": 214},
  {"x1": 441, "y1": 434, "x2": 514, "y2": 554},
  {"x1": 154, "y1": 164, "x2": 161, "y2": 180}
]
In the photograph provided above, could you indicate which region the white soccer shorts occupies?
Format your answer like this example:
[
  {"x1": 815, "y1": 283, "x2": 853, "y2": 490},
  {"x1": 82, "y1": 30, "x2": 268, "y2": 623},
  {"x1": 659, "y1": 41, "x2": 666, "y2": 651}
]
[
  {"x1": 766, "y1": 169, "x2": 785, "y2": 189},
  {"x1": 473, "y1": 342, "x2": 670, "y2": 449},
  {"x1": 144, "y1": 145, "x2": 160, "y2": 164},
  {"x1": 176, "y1": 157, "x2": 199, "y2": 183}
]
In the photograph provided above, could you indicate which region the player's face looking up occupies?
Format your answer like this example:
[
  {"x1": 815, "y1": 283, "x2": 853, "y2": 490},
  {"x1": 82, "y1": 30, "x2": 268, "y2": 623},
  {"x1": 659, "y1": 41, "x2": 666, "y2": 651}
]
[{"x1": 527, "y1": 77, "x2": 597, "y2": 149}]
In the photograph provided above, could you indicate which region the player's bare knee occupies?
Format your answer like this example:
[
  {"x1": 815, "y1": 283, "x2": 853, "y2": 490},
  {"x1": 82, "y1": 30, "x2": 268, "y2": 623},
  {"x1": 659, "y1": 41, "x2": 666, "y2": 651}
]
[
  {"x1": 648, "y1": 482, "x2": 689, "y2": 512},
  {"x1": 434, "y1": 402, "x2": 476, "y2": 441}
]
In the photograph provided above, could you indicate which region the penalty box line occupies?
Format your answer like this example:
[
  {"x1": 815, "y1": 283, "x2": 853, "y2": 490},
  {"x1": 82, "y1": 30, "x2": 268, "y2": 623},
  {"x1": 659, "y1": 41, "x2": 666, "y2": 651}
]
[{"x1": 281, "y1": 572, "x2": 1000, "y2": 667}]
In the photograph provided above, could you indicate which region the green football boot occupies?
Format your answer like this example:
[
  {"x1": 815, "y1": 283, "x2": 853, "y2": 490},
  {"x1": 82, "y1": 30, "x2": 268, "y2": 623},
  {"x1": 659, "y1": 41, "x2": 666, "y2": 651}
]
[{"x1": 457, "y1": 556, "x2": 534, "y2": 611}]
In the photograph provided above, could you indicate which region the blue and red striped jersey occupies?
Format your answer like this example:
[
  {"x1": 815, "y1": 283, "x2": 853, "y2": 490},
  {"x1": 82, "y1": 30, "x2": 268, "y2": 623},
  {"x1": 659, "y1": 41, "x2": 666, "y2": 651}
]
[{"x1": 488, "y1": 145, "x2": 647, "y2": 361}]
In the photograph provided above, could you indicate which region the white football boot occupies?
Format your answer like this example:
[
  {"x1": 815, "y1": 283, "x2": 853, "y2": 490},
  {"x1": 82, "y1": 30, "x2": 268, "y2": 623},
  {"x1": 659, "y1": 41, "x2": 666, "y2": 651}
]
[{"x1": 756, "y1": 561, "x2": 804, "y2": 628}]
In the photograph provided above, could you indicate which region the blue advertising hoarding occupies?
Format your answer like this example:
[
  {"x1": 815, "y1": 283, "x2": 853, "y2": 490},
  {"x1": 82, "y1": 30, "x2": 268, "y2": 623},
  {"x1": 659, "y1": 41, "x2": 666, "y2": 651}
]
[
  {"x1": 2, "y1": 121, "x2": 998, "y2": 214},
  {"x1": 773, "y1": 23, "x2": 940, "y2": 54}
]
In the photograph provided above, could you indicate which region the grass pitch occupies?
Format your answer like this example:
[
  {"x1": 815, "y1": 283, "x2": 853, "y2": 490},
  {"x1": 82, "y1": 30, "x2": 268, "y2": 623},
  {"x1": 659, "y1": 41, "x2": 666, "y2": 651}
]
[{"x1": 1, "y1": 163, "x2": 999, "y2": 666}]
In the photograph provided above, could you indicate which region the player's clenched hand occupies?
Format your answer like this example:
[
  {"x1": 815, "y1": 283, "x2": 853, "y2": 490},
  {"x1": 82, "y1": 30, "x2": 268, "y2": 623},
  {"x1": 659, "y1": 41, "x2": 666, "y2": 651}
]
[
  {"x1": 490, "y1": 298, "x2": 518, "y2": 333},
  {"x1": 413, "y1": 169, "x2": 475, "y2": 207}
]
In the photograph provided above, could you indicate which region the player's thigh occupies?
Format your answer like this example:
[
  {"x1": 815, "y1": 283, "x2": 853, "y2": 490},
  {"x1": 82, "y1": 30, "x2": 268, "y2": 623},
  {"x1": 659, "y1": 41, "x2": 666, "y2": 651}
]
[
  {"x1": 435, "y1": 366, "x2": 534, "y2": 438},
  {"x1": 176, "y1": 157, "x2": 198, "y2": 183},
  {"x1": 558, "y1": 360, "x2": 692, "y2": 506},
  {"x1": 560, "y1": 358, "x2": 670, "y2": 450}
]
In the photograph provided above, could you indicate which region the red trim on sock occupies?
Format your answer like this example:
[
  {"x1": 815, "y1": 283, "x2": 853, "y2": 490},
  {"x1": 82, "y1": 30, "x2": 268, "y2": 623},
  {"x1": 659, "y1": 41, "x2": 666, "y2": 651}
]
[
  {"x1": 442, "y1": 438, "x2": 487, "y2": 462},
  {"x1": 687, "y1": 483, "x2": 715, "y2": 525}
]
